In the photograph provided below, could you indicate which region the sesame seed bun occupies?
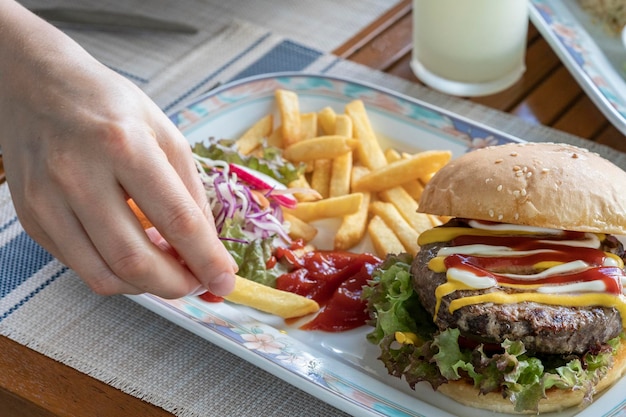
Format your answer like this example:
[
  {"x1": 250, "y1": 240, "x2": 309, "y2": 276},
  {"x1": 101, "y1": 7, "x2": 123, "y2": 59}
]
[
  {"x1": 418, "y1": 142, "x2": 626, "y2": 235},
  {"x1": 436, "y1": 338, "x2": 626, "y2": 414}
]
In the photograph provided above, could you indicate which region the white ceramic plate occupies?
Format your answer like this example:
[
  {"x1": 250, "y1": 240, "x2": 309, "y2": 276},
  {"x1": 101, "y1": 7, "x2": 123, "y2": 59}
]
[
  {"x1": 128, "y1": 73, "x2": 626, "y2": 417},
  {"x1": 529, "y1": 0, "x2": 626, "y2": 135}
]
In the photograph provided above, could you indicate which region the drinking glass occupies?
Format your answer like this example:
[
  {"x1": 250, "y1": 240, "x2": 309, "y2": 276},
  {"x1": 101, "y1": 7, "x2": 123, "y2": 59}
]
[{"x1": 411, "y1": 0, "x2": 529, "y2": 96}]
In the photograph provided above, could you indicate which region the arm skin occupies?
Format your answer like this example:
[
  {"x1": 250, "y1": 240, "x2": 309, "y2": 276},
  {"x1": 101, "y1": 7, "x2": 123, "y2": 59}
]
[{"x1": 0, "y1": 0, "x2": 236, "y2": 298}]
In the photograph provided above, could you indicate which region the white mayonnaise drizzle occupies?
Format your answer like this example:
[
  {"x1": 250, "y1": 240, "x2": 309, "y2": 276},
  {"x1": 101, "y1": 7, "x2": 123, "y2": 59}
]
[{"x1": 441, "y1": 223, "x2": 618, "y2": 295}]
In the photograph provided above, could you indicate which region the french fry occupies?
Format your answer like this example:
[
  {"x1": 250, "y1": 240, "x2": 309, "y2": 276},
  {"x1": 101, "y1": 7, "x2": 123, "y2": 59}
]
[
  {"x1": 284, "y1": 193, "x2": 364, "y2": 222},
  {"x1": 334, "y1": 166, "x2": 370, "y2": 250},
  {"x1": 369, "y1": 201, "x2": 420, "y2": 256},
  {"x1": 329, "y1": 115, "x2": 353, "y2": 198},
  {"x1": 401, "y1": 180, "x2": 425, "y2": 201},
  {"x1": 318, "y1": 106, "x2": 337, "y2": 134},
  {"x1": 385, "y1": 148, "x2": 424, "y2": 200},
  {"x1": 276, "y1": 89, "x2": 301, "y2": 146},
  {"x1": 235, "y1": 114, "x2": 273, "y2": 155},
  {"x1": 301, "y1": 111, "x2": 331, "y2": 195},
  {"x1": 267, "y1": 124, "x2": 283, "y2": 148},
  {"x1": 345, "y1": 100, "x2": 387, "y2": 169},
  {"x1": 368, "y1": 215, "x2": 405, "y2": 257},
  {"x1": 225, "y1": 275, "x2": 319, "y2": 319},
  {"x1": 379, "y1": 187, "x2": 433, "y2": 234},
  {"x1": 282, "y1": 135, "x2": 357, "y2": 162},
  {"x1": 284, "y1": 212, "x2": 318, "y2": 242},
  {"x1": 128, "y1": 198, "x2": 153, "y2": 229},
  {"x1": 403, "y1": 152, "x2": 441, "y2": 184},
  {"x1": 310, "y1": 158, "x2": 332, "y2": 198},
  {"x1": 428, "y1": 214, "x2": 444, "y2": 227},
  {"x1": 300, "y1": 112, "x2": 318, "y2": 139},
  {"x1": 353, "y1": 150, "x2": 451, "y2": 192},
  {"x1": 288, "y1": 175, "x2": 320, "y2": 202}
]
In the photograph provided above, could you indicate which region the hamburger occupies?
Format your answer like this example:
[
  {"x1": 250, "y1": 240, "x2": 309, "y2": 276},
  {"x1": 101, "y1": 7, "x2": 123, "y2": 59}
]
[{"x1": 364, "y1": 142, "x2": 626, "y2": 414}]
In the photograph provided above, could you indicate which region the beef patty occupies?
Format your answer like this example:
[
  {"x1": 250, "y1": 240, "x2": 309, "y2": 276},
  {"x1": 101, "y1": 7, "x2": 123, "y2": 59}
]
[{"x1": 411, "y1": 234, "x2": 625, "y2": 355}]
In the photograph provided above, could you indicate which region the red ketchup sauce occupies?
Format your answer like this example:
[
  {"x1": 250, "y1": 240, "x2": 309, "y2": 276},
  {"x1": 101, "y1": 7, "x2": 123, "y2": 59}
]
[
  {"x1": 199, "y1": 292, "x2": 224, "y2": 303},
  {"x1": 443, "y1": 232, "x2": 624, "y2": 294},
  {"x1": 275, "y1": 248, "x2": 382, "y2": 332}
]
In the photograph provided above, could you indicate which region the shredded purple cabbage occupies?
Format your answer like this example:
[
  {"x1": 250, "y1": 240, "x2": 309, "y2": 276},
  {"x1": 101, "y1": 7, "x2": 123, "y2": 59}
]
[{"x1": 193, "y1": 155, "x2": 291, "y2": 244}]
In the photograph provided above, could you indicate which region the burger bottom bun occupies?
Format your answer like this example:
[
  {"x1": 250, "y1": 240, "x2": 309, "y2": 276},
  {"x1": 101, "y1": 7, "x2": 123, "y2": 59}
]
[{"x1": 436, "y1": 339, "x2": 626, "y2": 414}]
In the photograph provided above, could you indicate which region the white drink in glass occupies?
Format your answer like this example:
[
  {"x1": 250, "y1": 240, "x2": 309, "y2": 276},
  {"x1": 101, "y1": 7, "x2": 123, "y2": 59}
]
[{"x1": 411, "y1": 0, "x2": 529, "y2": 96}]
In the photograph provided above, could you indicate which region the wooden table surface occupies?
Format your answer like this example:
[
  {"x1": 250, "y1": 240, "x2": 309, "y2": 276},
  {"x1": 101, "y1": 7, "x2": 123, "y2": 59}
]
[{"x1": 1, "y1": 1, "x2": 625, "y2": 416}]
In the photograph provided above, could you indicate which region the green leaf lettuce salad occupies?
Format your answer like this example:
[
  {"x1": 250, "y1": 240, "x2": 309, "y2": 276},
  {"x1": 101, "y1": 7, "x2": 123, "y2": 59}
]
[{"x1": 193, "y1": 138, "x2": 303, "y2": 287}]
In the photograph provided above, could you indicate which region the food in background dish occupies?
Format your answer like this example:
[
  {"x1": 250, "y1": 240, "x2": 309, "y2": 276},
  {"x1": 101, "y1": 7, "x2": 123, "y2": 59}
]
[{"x1": 579, "y1": 0, "x2": 626, "y2": 34}]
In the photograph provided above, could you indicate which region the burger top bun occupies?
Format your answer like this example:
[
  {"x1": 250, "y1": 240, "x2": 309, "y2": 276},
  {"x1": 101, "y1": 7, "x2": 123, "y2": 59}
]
[{"x1": 418, "y1": 142, "x2": 626, "y2": 235}]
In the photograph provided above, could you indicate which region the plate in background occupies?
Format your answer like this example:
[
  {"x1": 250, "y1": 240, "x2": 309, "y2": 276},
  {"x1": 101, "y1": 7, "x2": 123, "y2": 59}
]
[{"x1": 530, "y1": 0, "x2": 626, "y2": 135}]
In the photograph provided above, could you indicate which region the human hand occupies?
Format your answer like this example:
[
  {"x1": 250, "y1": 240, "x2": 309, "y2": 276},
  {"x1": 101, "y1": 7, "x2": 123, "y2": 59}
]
[{"x1": 0, "y1": 1, "x2": 236, "y2": 298}]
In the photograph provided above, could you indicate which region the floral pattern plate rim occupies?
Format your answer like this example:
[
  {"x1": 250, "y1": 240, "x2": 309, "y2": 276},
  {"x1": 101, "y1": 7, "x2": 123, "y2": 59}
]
[
  {"x1": 129, "y1": 73, "x2": 626, "y2": 417},
  {"x1": 529, "y1": 0, "x2": 626, "y2": 135}
]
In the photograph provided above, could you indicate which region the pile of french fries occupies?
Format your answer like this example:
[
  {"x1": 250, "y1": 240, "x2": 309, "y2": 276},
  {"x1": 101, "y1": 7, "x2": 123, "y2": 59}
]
[
  {"x1": 236, "y1": 89, "x2": 451, "y2": 259},
  {"x1": 198, "y1": 89, "x2": 452, "y2": 319}
]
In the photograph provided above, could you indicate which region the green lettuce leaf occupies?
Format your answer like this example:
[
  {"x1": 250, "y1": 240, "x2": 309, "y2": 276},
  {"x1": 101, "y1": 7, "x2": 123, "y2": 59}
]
[
  {"x1": 193, "y1": 138, "x2": 304, "y2": 185},
  {"x1": 363, "y1": 253, "x2": 436, "y2": 345},
  {"x1": 220, "y1": 219, "x2": 288, "y2": 287}
]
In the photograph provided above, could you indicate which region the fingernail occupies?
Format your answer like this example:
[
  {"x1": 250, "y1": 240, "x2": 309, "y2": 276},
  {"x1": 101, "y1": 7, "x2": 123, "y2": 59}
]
[
  {"x1": 227, "y1": 252, "x2": 239, "y2": 273},
  {"x1": 209, "y1": 272, "x2": 236, "y2": 296},
  {"x1": 188, "y1": 285, "x2": 207, "y2": 296}
]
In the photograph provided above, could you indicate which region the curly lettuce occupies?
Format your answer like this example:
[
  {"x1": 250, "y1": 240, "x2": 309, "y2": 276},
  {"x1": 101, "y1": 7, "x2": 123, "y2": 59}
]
[
  {"x1": 220, "y1": 219, "x2": 289, "y2": 287},
  {"x1": 193, "y1": 138, "x2": 304, "y2": 185}
]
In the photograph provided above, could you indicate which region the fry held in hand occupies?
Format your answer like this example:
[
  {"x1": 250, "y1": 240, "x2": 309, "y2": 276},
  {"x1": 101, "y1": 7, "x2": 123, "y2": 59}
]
[{"x1": 225, "y1": 275, "x2": 319, "y2": 319}]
